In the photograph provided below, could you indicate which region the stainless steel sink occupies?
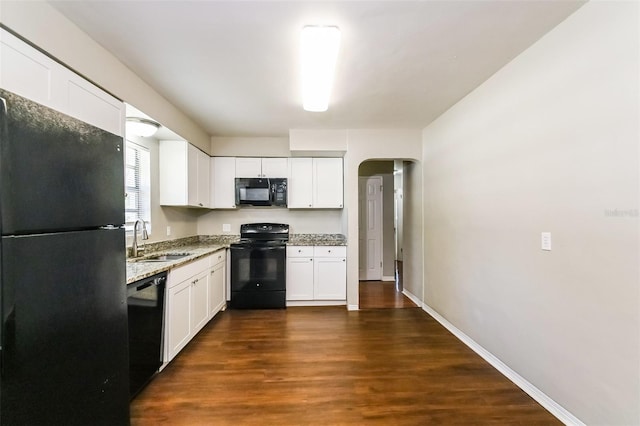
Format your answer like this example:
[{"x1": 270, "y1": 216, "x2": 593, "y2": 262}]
[{"x1": 132, "y1": 253, "x2": 192, "y2": 262}]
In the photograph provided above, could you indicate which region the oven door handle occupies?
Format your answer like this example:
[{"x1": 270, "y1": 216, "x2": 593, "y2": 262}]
[{"x1": 231, "y1": 245, "x2": 285, "y2": 252}]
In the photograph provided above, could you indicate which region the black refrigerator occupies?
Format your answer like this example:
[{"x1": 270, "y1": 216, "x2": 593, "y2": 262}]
[{"x1": 0, "y1": 89, "x2": 130, "y2": 425}]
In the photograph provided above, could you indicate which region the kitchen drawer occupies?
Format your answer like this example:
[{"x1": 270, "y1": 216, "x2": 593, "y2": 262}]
[
  {"x1": 168, "y1": 256, "x2": 209, "y2": 287},
  {"x1": 287, "y1": 246, "x2": 314, "y2": 257},
  {"x1": 208, "y1": 249, "x2": 226, "y2": 268},
  {"x1": 313, "y1": 246, "x2": 346, "y2": 258}
]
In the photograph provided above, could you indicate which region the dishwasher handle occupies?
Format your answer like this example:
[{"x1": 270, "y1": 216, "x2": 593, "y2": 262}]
[
  {"x1": 135, "y1": 276, "x2": 165, "y2": 292},
  {"x1": 128, "y1": 273, "x2": 167, "y2": 296}
]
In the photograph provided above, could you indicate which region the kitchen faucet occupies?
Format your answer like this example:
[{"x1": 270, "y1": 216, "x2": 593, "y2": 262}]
[{"x1": 131, "y1": 219, "x2": 149, "y2": 257}]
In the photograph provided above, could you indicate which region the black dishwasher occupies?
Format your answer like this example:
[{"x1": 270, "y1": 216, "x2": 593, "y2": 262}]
[{"x1": 127, "y1": 271, "x2": 166, "y2": 399}]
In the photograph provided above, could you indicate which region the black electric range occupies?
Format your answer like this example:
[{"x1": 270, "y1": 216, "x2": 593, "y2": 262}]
[{"x1": 229, "y1": 223, "x2": 289, "y2": 309}]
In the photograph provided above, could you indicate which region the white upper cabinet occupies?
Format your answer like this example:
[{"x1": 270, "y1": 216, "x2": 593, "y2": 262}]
[
  {"x1": 61, "y1": 67, "x2": 125, "y2": 137},
  {"x1": 289, "y1": 158, "x2": 343, "y2": 208},
  {"x1": 235, "y1": 157, "x2": 262, "y2": 177},
  {"x1": 288, "y1": 158, "x2": 313, "y2": 208},
  {"x1": 261, "y1": 158, "x2": 289, "y2": 177},
  {"x1": 160, "y1": 140, "x2": 210, "y2": 208},
  {"x1": 210, "y1": 156, "x2": 236, "y2": 209},
  {"x1": 313, "y1": 158, "x2": 344, "y2": 208},
  {"x1": 193, "y1": 145, "x2": 211, "y2": 207},
  {"x1": 0, "y1": 28, "x2": 124, "y2": 136},
  {"x1": 235, "y1": 157, "x2": 288, "y2": 178}
]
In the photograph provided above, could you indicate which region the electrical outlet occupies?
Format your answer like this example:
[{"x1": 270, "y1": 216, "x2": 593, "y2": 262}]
[
  {"x1": 541, "y1": 232, "x2": 551, "y2": 251},
  {"x1": 166, "y1": 226, "x2": 171, "y2": 236},
  {"x1": 222, "y1": 223, "x2": 231, "y2": 233}
]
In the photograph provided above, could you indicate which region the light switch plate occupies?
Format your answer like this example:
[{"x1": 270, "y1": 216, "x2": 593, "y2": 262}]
[
  {"x1": 222, "y1": 223, "x2": 231, "y2": 233},
  {"x1": 541, "y1": 232, "x2": 552, "y2": 251},
  {"x1": 166, "y1": 226, "x2": 171, "y2": 236}
]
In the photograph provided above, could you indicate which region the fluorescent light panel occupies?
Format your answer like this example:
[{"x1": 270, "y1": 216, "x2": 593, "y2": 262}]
[{"x1": 300, "y1": 25, "x2": 341, "y2": 112}]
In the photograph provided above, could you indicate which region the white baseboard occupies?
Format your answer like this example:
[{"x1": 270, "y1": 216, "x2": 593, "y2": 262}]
[
  {"x1": 402, "y1": 288, "x2": 422, "y2": 307},
  {"x1": 382, "y1": 275, "x2": 395, "y2": 282},
  {"x1": 287, "y1": 300, "x2": 346, "y2": 307},
  {"x1": 421, "y1": 303, "x2": 585, "y2": 426},
  {"x1": 347, "y1": 304, "x2": 359, "y2": 311}
]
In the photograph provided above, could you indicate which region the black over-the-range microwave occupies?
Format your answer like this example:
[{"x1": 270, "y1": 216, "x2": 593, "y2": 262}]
[{"x1": 235, "y1": 178, "x2": 287, "y2": 207}]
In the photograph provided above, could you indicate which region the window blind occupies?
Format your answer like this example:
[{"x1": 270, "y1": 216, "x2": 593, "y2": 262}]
[{"x1": 125, "y1": 141, "x2": 151, "y2": 232}]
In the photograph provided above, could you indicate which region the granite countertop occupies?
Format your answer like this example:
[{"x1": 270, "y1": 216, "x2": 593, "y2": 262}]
[
  {"x1": 126, "y1": 233, "x2": 346, "y2": 284},
  {"x1": 126, "y1": 235, "x2": 239, "y2": 284},
  {"x1": 288, "y1": 234, "x2": 347, "y2": 246}
]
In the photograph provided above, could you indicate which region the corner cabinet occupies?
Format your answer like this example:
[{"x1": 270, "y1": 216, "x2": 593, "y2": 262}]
[
  {"x1": 288, "y1": 158, "x2": 343, "y2": 208},
  {"x1": 164, "y1": 250, "x2": 227, "y2": 365},
  {"x1": 0, "y1": 28, "x2": 124, "y2": 136},
  {"x1": 159, "y1": 140, "x2": 210, "y2": 208},
  {"x1": 286, "y1": 246, "x2": 346, "y2": 304}
]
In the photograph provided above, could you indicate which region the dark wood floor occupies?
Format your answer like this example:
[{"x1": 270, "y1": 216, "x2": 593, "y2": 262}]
[
  {"x1": 359, "y1": 280, "x2": 418, "y2": 309},
  {"x1": 131, "y1": 305, "x2": 560, "y2": 425}
]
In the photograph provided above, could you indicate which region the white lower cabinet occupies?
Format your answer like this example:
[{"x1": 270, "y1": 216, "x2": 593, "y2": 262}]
[
  {"x1": 287, "y1": 246, "x2": 346, "y2": 303},
  {"x1": 287, "y1": 246, "x2": 314, "y2": 300},
  {"x1": 166, "y1": 279, "x2": 192, "y2": 361},
  {"x1": 314, "y1": 256, "x2": 347, "y2": 300},
  {"x1": 190, "y1": 270, "x2": 209, "y2": 335},
  {"x1": 208, "y1": 251, "x2": 226, "y2": 317},
  {"x1": 164, "y1": 250, "x2": 226, "y2": 364}
]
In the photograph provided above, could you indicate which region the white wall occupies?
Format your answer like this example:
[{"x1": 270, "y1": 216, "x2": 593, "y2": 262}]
[
  {"x1": 343, "y1": 129, "x2": 422, "y2": 309},
  {"x1": 421, "y1": 2, "x2": 639, "y2": 424},
  {"x1": 0, "y1": 1, "x2": 210, "y2": 153}
]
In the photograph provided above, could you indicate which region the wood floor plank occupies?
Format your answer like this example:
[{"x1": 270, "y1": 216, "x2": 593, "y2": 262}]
[
  {"x1": 359, "y1": 281, "x2": 417, "y2": 309},
  {"x1": 131, "y1": 306, "x2": 560, "y2": 425}
]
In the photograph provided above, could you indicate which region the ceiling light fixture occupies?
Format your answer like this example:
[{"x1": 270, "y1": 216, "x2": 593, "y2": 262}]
[
  {"x1": 300, "y1": 25, "x2": 341, "y2": 112},
  {"x1": 125, "y1": 117, "x2": 160, "y2": 138}
]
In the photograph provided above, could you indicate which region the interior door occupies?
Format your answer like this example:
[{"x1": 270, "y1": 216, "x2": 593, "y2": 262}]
[{"x1": 359, "y1": 176, "x2": 383, "y2": 280}]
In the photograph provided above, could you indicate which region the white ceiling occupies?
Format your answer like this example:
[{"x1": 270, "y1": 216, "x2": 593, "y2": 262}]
[{"x1": 49, "y1": 0, "x2": 584, "y2": 137}]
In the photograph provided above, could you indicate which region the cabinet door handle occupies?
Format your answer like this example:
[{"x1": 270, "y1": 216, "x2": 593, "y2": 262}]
[{"x1": 199, "y1": 203, "x2": 203, "y2": 207}]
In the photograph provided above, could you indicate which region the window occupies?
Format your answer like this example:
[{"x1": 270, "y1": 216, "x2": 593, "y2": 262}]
[{"x1": 125, "y1": 141, "x2": 151, "y2": 233}]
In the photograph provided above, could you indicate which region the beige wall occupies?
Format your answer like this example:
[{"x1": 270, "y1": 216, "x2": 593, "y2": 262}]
[
  {"x1": 211, "y1": 137, "x2": 290, "y2": 157},
  {"x1": 0, "y1": 1, "x2": 210, "y2": 153},
  {"x1": 344, "y1": 129, "x2": 422, "y2": 309},
  {"x1": 421, "y1": 2, "x2": 639, "y2": 424}
]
